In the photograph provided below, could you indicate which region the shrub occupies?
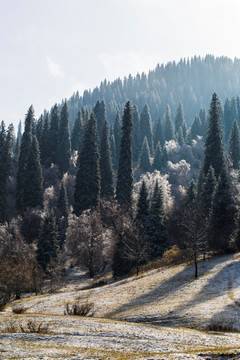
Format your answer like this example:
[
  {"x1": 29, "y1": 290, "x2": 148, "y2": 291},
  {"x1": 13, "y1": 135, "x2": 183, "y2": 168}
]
[
  {"x1": 206, "y1": 318, "x2": 238, "y2": 332},
  {"x1": 19, "y1": 320, "x2": 49, "y2": 334},
  {"x1": 162, "y1": 245, "x2": 185, "y2": 265},
  {"x1": 12, "y1": 306, "x2": 27, "y2": 314},
  {"x1": 64, "y1": 300, "x2": 94, "y2": 316}
]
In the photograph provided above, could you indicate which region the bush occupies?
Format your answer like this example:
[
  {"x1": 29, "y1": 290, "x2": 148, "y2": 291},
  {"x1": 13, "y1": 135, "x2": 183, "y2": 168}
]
[
  {"x1": 12, "y1": 306, "x2": 28, "y2": 314},
  {"x1": 206, "y1": 318, "x2": 238, "y2": 332},
  {"x1": 162, "y1": 245, "x2": 185, "y2": 265},
  {"x1": 2, "y1": 320, "x2": 49, "y2": 334},
  {"x1": 64, "y1": 300, "x2": 94, "y2": 316}
]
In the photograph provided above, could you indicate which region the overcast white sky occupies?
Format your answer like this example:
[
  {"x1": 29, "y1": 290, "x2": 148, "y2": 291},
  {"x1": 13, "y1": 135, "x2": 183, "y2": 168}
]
[{"x1": 1, "y1": 0, "x2": 240, "y2": 128}]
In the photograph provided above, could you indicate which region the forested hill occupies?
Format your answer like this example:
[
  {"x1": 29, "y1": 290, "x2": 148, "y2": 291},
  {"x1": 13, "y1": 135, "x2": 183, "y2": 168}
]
[{"x1": 64, "y1": 55, "x2": 240, "y2": 127}]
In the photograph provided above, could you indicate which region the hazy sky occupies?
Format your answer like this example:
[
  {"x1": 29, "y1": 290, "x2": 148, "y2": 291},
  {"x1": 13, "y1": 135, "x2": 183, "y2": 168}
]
[{"x1": 1, "y1": 0, "x2": 240, "y2": 128}]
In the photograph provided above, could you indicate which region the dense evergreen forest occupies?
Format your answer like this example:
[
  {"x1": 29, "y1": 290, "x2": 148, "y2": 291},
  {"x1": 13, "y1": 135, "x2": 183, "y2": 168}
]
[{"x1": 1, "y1": 55, "x2": 240, "y2": 305}]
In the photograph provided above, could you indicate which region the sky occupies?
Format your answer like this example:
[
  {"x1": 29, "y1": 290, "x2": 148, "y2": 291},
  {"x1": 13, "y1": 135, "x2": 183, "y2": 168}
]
[{"x1": 1, "y1": 0, "x2": 240, "y2": 128}]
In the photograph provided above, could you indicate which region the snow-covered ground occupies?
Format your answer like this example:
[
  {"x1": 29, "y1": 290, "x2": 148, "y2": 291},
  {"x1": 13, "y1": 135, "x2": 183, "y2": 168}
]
[{"x1": 0, "y1": 253, "x2": 240, "y2": 359}]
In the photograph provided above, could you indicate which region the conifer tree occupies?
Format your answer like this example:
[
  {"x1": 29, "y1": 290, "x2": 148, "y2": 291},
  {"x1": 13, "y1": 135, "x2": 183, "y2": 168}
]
[
  {"x1": 200, "y1": 166, "x2": 216, "y2": 219},
  {"x1": 190, "y1": 115, "x2": 202, "y2": 140},
  {"x1": 202, "y1": 93, "x2": 224, "y2": 179},
  {"x1": 139, "y1": 136, "x2": 151, "y2": 172},
  {"x1": 132, "y1": 105, "x2": 141, "y2": 162},
  {"x1": 140, "y1": 104, "x2": 153, "y2": 154},
  {"x1": 164, "y1": 105, "x2": 175, "y2": 142},
  {"x1": 174, "y1": 102, "x2": 185, "y2": 134},
  {"x1": 49, "y1": 104, "x2": 60, "y2": 165},
  {"x1": 153, "y1": 117, "x2": 164, "y2": 148},
  {"x1": 57, "y1": 101, "x2": 71, "y2": 176},
  {"x1": 36, "y1": 115, "x2": 43, "y2": 147},
  {"x1": 94, "y1": 100, "x2": 106, "y2": 143},
  {"x1": 136, "y1": 180, "x2": 149, "y2": 226},
  {"x1": 74, "y1": 113, "x2": 100, "y2": 215},
  {"x1": 14, "y1": 120, "x2": 22, "y2": 159},
  {"x1": 228, "y1": 120, "x2": 240, "y2": 169},
  {"x1": 148, "y1": 180, "x2": 167, "y2": 258},
  {"x1": 116, "y1": 101, "x2": 133, "y2": 206},
  {"x1": 37, "y1": 211, "x2": 59, "y2": 271},
  {"x1": 24, "y1": 135, "x2": 43, "y2": 208},
  {"x1": 40, "y1": 113, "x2": 50, "y2": 166},
  {"x1": 57, "y1": 182, "x2": 69, "y2": 249},
  {"x1": 71, "y1": 110, "x2": 82, "y2": 151},
  {"x1": 113, "y1": 111, "x2": 121, "y2": 162},
  {"x1": 185, "y1": 179, "x2": 197, "y2": 205},
  {"x1": 100, "y1": 120, "x2": 114, "y2": 198},
  {"x1": 110, "y1": 133, "x2": 117, "y2": 170},
  {"x1": 16, "y1": 106, "x2": 34, "y2": 213},
  {"x1": 152, "y1": 142, "x2": 163, "y2": 171}
]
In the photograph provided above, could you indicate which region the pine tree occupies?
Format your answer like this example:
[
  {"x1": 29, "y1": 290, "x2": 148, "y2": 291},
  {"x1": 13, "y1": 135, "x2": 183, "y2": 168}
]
[
  {"x1": 148, "y1": 180, "x2": 167, "y2": 258},
  {"x1": 153, "y1": 117, "x2": 164, "y2": 149},
  {"x1": 152, "y1": 142, "x2": 162, "y2": 171},
  {"x1": 40, "y1": 113, "x2": 50, "y2": 166},
  {"x1": 228, "y1": 120, "x2": 240, "y2": 169},
  {"x1": 49, "y1": 104, "x2": 60, "y2": 165},
  {"x1": 136, "y1": 180, "x2": 149, "y2": 226},
  {"x1": 37, "y1": 211, "x2": 59, "y2": 271},
  {"x1": 110, "y1": 133, "x2": 117, "y2": 170},
  {"x1": 174, "y1": 102, "x2": 185, "y2": 134},
  {"x1": 57, "y1": 101, "x2": 71, "y2": 176},
  {"x1": 74, "y1": 113, "x2": 101, "y2": 215},
  {"x1": 200, "y1": 166, "x2": 216, "y2": 219},
  {"x1": 132, "y1": 105, "x2": 141, "y2": 162},
  {"x1": 202, "y1": 93, "x2": 224, "y2": 179},
  {"x1": 14, "y1": 120, "x2": 22, "y2": 159},
  {"x1": 185, "y1": 179, "x2": 197, "y2": 205},
  {"x1": 139, "y1": 136, "x2": 151, "y2": 172},
  {"x1": 116, "y1": 101, "x2": 133, "y2": 206},
  {"x1": 113, "y1": 111, "x2": 121, "y2": 163},
  {"x1": 140, "y1": 104, "x2": 153, "y2": 154},
  {"x1": 16, "y1": 106, "x2": 34, "y2": 213},
  {"x1": 94, "y1": 100, "x2": 106, "y2": 143},
  {"x1": 100, "y1": 120, "x2": 114, "y2": 198},
  {"x1": 177, "y1": 127, "x2": 184, "y2": 146},
  {"x1": 24, "y1": 135, "x2": 43, "y2": 208},
  {"x1": 71, "y1": 110, "x2": 82, "y2": 151},
  {"x1": 190, "y1": 115, "x2": 202, "y2": 140},
  {"x1": 164, "y1": 105, "x2": 175, "y2": 141}
]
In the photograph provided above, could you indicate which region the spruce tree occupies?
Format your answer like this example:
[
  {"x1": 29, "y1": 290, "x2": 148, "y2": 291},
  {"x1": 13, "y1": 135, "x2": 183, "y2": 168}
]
[
  {"x1": 190, "y1": 115, "x2": 202, "y2": 140},
  {"x1": 40, "y1": 113, "x2": 50, "y2": 166},
  {"x1": 153, "y1": 117, "x2": 164, "y2": 149},
  {"x1": 132, "y1": 105, "x2": 141, "y2": 162},
  {"x1": 16, "y1": 106, "x2": 34, "y2": 213},
  {"x1": 139, "y1": 136, "x2": 151, "y2": 172},
  {"x1": 37, "y1": 211, "x2": 59, "y2": 271},
  {"x1": 136, "y1": 180, "x2": 149, "y2": 226},
  {"x1": 71, "y1": 110, "x2": 82, "y2": 151},
  {"x1": 185, "y1": 179, "x2": 197, "y2": 205},
  {"x1": 116, "y1": 101, "x2": 133, "y2": 206},
  {"x1": 200, "y1": 166, "x2": 216, "y2": 219},
  {"x1": 110, "y1": 133, "x2": 117, "y2": 170},
  {"x1": 57, "y1": 101, "x2": 71, "y2": 176},
  {"x1": 24, "y1": 135, "x2": 43, "y2": 208},
  {"x1": 164, "y1": 105, "x2": 175, "y2": 142},
  {"x1": 148, "y1": 180, "x2": 167, "y2": 258},
  {"x1": 14, "y1": 120, "x2": 22, "y2": 159},
  {"x1": 100, "y1": 120, "x2": 114, "y2": 198},
  {"x1": 177, "y1": 126, "x2": 184, "y2": 146},
  {"x1": 113, "y1": 111, "x2": 121, "y2": 162},
  {"x1": 152, "y1": 142, "x2": 163, "y2": 171},
  {"x1": 140, "y1": 104, "x2": 153, "y2": 154},
  {"x1": 228, "y1": 120, "x2": 240, "y2": 169},
  {"x1": 94, "y1": 100, "x2": 106, "y2": 143},
  {"x1": 74, "y1": 113, "x2": 100, "y2": 215},
  {"x1": 57, "y1": 182, "x2": 69, "y2": 249},
  {"x1": 49, "y1": 104, "x2": 60, "y2": 165},
  {"x1": 202, "y1": 93, "x2": 224, "y2": 179},
  {"x1": 174, "y1": 102, "x2": 185, "y2": 134}
]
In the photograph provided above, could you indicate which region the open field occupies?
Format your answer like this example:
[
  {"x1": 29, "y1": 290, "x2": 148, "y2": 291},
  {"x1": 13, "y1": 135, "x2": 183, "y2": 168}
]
[{"x1": 1, "y1": 253, "x2": 240, "y2": 359}]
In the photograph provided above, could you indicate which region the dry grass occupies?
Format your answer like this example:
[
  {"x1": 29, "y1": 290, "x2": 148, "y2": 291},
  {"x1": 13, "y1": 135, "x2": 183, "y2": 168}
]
[
  {"x1": 64, "y1": 300, "x2": 94, "y2": 316},
  {"x1": 1, "y1": 319, "x2": 49, "y2": 334}
]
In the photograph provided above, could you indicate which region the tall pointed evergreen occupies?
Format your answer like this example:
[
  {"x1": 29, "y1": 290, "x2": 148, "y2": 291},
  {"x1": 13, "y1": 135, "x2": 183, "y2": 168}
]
[
  {"x1": 136, "y1": 180, "x2": 149, "y2": 226},
  {"x1": 228, "y1": 120, "x2": 240, "y2": 169},
  {"x1": 57, "y1": 182, "x2": 69, "y2": 249},
  {"x1": 16, "y1": 106, "x2": 34, "y2": 213},
  {"x1": 153, "y1": 117, "x2": 164, "y2": 149},
  {"x1": 139, "y1": 136, "x2": 151, "y2": 172},
  {"x1": 200, "y1": 166, "x2": 216, "y2": 219},
  {"x1": 140, "y1": 104, "x2": 153, "y2": 154},
  {"x1": 132, "y1": 105, "x2": 141, "y2": 162},
  {"x1": 57, "y1": 101, "x2": 71, "y2": 176},
  {"x1": 116, "y1": 101, "x2": 133, "y2": 206},
  {"x1": 40, "y1": 113, "x2": 50, "y2": 166},
  {"x1": 94, "y1": 100, "x2": 106, "y2": 143},
  {"x1": 74, "y1": 113, "x2": 100, "y2": 215},
  {"x1": 174, "y1": 102, "x2": 185, "y2": 134},
  {"x1": 49, "y1": 104, "x2": 60, "y2": 165},
  {"x1": 164, "y1": 105, "x2": 175, "y2": 142},
  {"x1": 24, "y1": 135, "x2": 43, "y2": 208},
  {"x1": 113, "y1": 111, "x2": 121, "y2": 162},
  {"x1": 100, "y1": 120, "x2": 114, "y2": 198},
  {"x1": 71, "y1": 110, "x2": 82, "y2": 151},
  {"x1": 152, "y1": 142, "x2": 162, "y2": 171},
  {"x1": 14, "y1": 120, "x2": 22, "y2": 159}
]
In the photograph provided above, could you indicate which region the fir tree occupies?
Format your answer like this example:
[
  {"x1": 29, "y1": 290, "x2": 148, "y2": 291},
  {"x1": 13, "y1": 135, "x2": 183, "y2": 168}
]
[
  {"x1": 74, "y1": 113, "x2": 101, "y2": 215},
  {"x1": 139, "y1": 136, "x2": 151, "y2": 172},
  {"x1": 113, "y1": 111, "x2": 121, "y2": 162},
  {"x1": 148, "y1": 180, "x2": 167, "y2": 258},
  {"x1": 71, "y1": 110, "x2": 82, "y2": 151},
  {"x1": 49, "y1": 104, "x2": 60, "y2": 165},
  {"x1": 57, "y1": 101, "x2": 71, "y2": 176},
  {"x1": 24, "y1": 135, "x2": 43, "y2": 208},
  {"x1": 57, "y1": 182, "x2": 69, "y2": 249},
  {"x1": 190, "y1": 115, "x2": 202, "y2": 140},
  {"x1": 110, "y1": 133, "x2": 117, "y2": 170},
  {"x1": 153, "y1": 117, "x2": 164, "y2": 149},
  {"x1": 140, "y1": 104, "x2": 153, "y2": 154},
  {"x1": 16, "y1": 106, "x2": 34, "y2": 213},
  {"x1": 174, "y1": 102, "x2": 185, "y2": 134},
  {"x1": 177, "y1": 127, "x2": 184, "y2": 146},
  {"x1": 94, "y1": 100, "x2": 106, "y2": 143},
  {"x1": 132, "y1": 105, "x2": 141, "y2": 162},
  {"x1": 40, "y1": 113, "x2": 50, "y2": 166},
  {"x1": 116, "y1": 101, "x2": 133, "y2": 206},
  {"x1": 14, "y1": 120, "x2": 22, "y2": 159},
  {"x1": 136, "y1": 180, "x2": 149, "y2": 226},
  {"x1": 200, "y1": 166, "x2": 216, "y2": 219},
  {"x1": 37, "y1": 211, "x2": 59, "y2": 271},
  {"x1": 152, "y1": 142, "x2": 162, "y2": 171},
  {"x1": 185, "y1": 179, "x2": 197, "y2": 205},
  {"x1": 228, "y1": 120, "x2": 240, "y2": 169},
  {"x1": 100, "y1": 120, "x2": 114, "y2": 198},
  {"x1": 202, "y1": 93, "x2": 224, "y2": 179},
  {"x1": 164, "y1": 105, "x2": 175, "y2": 142}
]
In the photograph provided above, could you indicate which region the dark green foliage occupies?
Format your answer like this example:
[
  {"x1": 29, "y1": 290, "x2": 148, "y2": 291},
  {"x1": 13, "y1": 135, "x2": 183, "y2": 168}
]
[
  {"x1": 116, "y1": 101, "x2": 134, "y2": 206},
  {"x1": 36, "y1": 116, "x2": 43, "y2": 147},
  {"x1": 110, "y1": 133, "x2": 117, "y2": 170},
  {"x1": 16, "y1": 106, "x2": 34, "y2": 213},
  {"x1": 233, "y1": 214, "x2": 240, "y2": 251},
  {"x1": 132, "y1": 105, "x2": 141, "y2": 162},
  {"x1": 161, "y1": 145, "x2": 168, "y2": 167},
  {"x1": 190, "y1": 115, "x2": 203, "y2": 140},
  {"x1": 94, "y1": 100, "x2": 106, "y2": 143},
  {"x1": 148, "y1": 180, "x2": 167, "y2": 258},
  {"x1": 200, "y1": 166, "x2": 216, "y2": 219},
  {"x1": 14, "y1": 120, "x2": 22, "y2": 159},
  {"x1": 228, "y1": 120, "x2": 240, "y2": 169},
  {"x1": 174, "y1": 102, "x2": 185, "y2": 134},
  {"x1": 139, "y1": 136, "x2": 151, "y2": 172},
  {"x1": 100, "y1": 120, "x2": 114, "y2": 198},
  {"x1": 140, "y1": 104, "x2": 153, "y2": 154},
  {"x1": 74, "y1": 113, "x2": 101, "y2": 215},
  {"x1": 164, "y1": 105, "x2": 175, "y2": 142},
  {"x1": 25, "y1": 136, "x2": 43, "y2": 208},
  {"x1": 153, "y1": 117, "x2": 164, "y2": 149},
  {"x1": 57, "y1": 182, "x2": 69, "y2": 219},
  {"x1": 136, "y1": 180, "x2": 149, "y2": 226},
  {"x1": 40, "y1": 114, "x2": 50, "y2": 166},
  {"x1": 208, "y1": 167, "x2": 236, "y2": 251},
  {"x1": 152, "y1": 142, "x2": 163, "y2": 171},
  {"x1": 202, "y1": 93, "x2": 224, "y2": 179},
  {"x1": 57, "y1": 101, "x2": 71, "y2": 176},
  {"x1": 71, "y1": 110, "x2": 82, "y2": 151},
  {"x1": 182, "y1": 120, "x2": 188, "y2": 140},
  {"x1": 37, "y1": 211, "x2": 59, "y2": 271},
  {"x1": 113, "y1": 111, "x2": 121, "y2": 162},
  {"x1": 185, "y1": 179, "x2": 197, "y2": 206},
  {"x1": 177, "y1": 127, "x2": 184, "y2": 146},
  {"x1": 49, "y1": 104, "x2": 60, "y2": 165}
]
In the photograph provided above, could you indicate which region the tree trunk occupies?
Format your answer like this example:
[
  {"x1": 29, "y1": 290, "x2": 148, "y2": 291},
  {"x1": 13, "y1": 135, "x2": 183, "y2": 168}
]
[{"x1": 194, "y1": 252, "x2": 198, "y2": 279}]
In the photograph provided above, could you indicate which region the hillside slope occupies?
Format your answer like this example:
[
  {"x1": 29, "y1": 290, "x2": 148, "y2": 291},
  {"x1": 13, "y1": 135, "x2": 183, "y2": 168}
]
[{"x1": 1, "y1": 253, "x2": 240, "y2": 359}]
